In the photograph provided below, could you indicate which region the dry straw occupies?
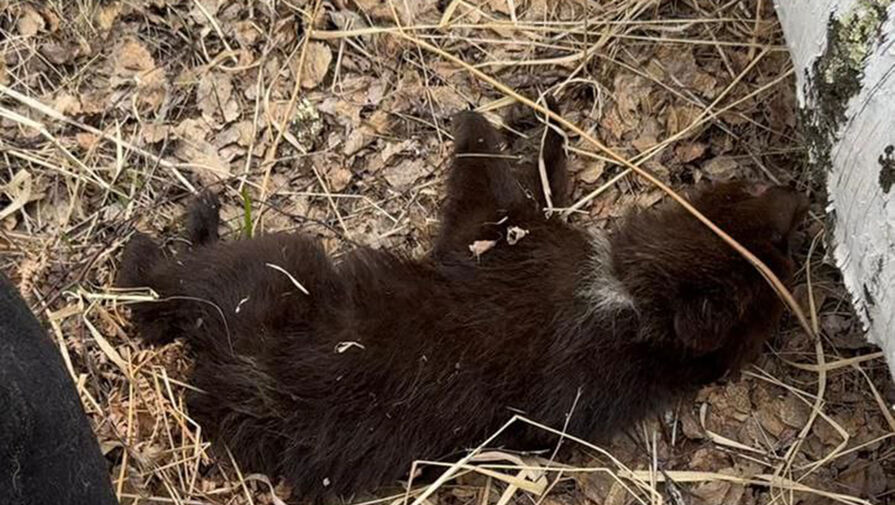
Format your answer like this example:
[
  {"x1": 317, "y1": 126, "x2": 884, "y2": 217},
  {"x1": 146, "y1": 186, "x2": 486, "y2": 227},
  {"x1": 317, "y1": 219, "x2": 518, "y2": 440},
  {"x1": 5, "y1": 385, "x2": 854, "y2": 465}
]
[{"x1": 2, "y1": 0, "x2": 891, "y2": 504}]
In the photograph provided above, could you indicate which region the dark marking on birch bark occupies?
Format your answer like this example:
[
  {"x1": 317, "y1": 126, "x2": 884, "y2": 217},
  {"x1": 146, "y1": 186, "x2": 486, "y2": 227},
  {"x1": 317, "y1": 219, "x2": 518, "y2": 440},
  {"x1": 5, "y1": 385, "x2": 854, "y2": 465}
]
[
  {"x1": 879, "y1": 145, "x2": 895, "y2": 193},
  {"x1": 863, "y1": 283, "x2": 877, "y2": 307}
]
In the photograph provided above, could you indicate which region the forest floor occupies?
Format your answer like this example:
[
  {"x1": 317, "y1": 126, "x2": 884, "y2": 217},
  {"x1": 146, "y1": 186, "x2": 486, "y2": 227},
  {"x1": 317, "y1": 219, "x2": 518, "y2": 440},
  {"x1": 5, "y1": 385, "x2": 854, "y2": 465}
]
[{"x1": 1, "y1": 0, "x2": 894, "y2": 504}]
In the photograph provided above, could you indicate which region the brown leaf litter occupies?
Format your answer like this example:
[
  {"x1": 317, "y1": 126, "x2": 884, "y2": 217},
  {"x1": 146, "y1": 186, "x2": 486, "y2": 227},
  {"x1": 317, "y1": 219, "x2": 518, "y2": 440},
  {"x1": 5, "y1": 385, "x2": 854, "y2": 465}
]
[{"x1": 1, "y1": 0, "x2": 894, "y2": 504}]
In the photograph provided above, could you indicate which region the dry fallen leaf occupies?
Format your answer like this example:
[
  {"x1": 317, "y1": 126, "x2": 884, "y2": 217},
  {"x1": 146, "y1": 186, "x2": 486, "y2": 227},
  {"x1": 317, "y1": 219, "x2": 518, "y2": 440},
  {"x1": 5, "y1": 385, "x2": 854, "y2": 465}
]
[
  {"x1": 300, "y1": 42, "x2": 333, "y2": 89},
  {"x1": 95, "y1": 2, "x2": 121, "y2": 31},
  {"x1": 665, "y1": 105, "x2": 702, "y2": 138},
  {"x1": 39, "y1": 5, "x2": 60, "y2": 32},
  {"x1": 173, "y1": 118, "x2": 206, "y2": 144},
  {"x1": 680, "y1": 407, "x2": 705, "y2": 440},
  {"x1": 357, "y1": 0, "x2": 432, "y2": 23},
  {"x1": 233, "y1": 20, "x2": 261, "y2": 46},
  {"x1": 197, "y1": 72, "x2": 240, "y2": 125},
  {"x1": 343, "y1": 128, "x2": 374, "y2": 156},
  {"x1": 78, "y1": 92, "x2": 107, "y2": 115},
  {"x1": 215, "y1": 120, "x2": 254, "y2": 148},
  {"x1": 701, "y1": 156, "x2": 739, "y2": 181},
  {"x1": 522, "y1": 0, "x2": 549, "y2": 19},
  {"x1": 652, "y1": 47, "x2": 718, "y2": 98},
  {"x1": 353, "y1": 0, "x2": 380, "y2": 11},
  {"x1": 691, "y1": 480, "x2": 731, "y2": 505},
  {"x1": 318, "y1": 97, "x2": 363, "y2": 127},
  {"x1": 840, "y1": 462, "x2": 868, "y2": 496},
  {"x1": 108, "y1": 39, "x2": 168, "y2": 111},
  {"x1": 598, "y1": 480, "x2": 630, "y2": 505},
  {"x1": 366, "y1": 81, "x2": 387, "y2": 107},
  {"x1": 604, "y1": 73, "x2": 649, "y2": 140},
  {"x1": 114, "y1": 39, "x2": 155, "y2": 76},
  {"x1": 578, "y1": 472, "x2": 614, "y2": 504},
  {"x1": 486, "y1": 0, "x2": 512, "y2": 15},
  {"x1": 17, "y1": 5, "x2": 45, "y2": 37},
  {"x1": 755, "y1": 399, "x2": 787, "y2": 438},
  {"x1": 75, "y1": 133, "x2": 100, "y2": 151},
  {"x1": 189, "y1": 0, "x2": 221, "y2": 24},
  {"x1": 366, "y1": 109, "x2": 391, "y2": 134},
  {"x1": 780, "y1": 392, "x2": 811, "y2": 429},
  {"x1": 865, "y1": 462, "x2": 887, "y2": 496},
  {"x1": 675, "y1": 142, "x2": 707, "y2": 163},
  {"x1": 693, "y1": 467, "x2": 746, "y2": 505},
  {"x1": 141, "y1": 123, "x2": 170, "y2": 144},
  {"x1": 173, "y1": 118, "x2": 230, "y2": 184},
  {"x1": 175, "y1": 140, "x2": 230, "y2": 185},
  {"x1": 137, "y1": 68, "x2": 168, "y2": 111},
  {"x1": 632, "y1": 117, "x2": 662, "y2": 153},
  {"x1": 383, "y1": 158, "x2": 430, "y2": 190},
  {"x1": 689, "y1": 447, "x2": 729, "y2": 471},
  {"x1": 40, "y1": 42, "x2": 77, "y2": 65},
  {"x1": 329, "y1": 9, "x2": 368, "y2": 36},
  {"x1": 53, "y1": 93, "x2": 81, "y2": 116},
  {"x1": 427, "y1": 86, "x2": 469, "y2": 115},
  {"x1": 327, "y1": 166, "x2": 353, "y2": 192},
  {"x1": 578, "y1": 160, "x2": 606, "y2": 184},
  {"x1": 380, "y1": 140, "x2": 416, "y2": 165}
]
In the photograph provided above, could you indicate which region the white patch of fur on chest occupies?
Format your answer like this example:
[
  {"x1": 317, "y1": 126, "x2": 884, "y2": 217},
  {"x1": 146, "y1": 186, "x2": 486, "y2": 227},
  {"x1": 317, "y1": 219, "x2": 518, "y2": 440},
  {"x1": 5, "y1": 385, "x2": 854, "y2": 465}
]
[{"x1": 577, "y1": 231, "x2": 635, "y2": 313}]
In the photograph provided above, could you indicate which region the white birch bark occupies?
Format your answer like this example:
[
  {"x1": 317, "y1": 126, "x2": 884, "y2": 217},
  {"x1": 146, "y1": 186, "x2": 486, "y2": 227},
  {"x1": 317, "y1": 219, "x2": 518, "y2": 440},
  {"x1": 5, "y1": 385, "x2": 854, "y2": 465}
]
[{"x1": 774, "y1": 1, "x2": 895, "y2": 376}]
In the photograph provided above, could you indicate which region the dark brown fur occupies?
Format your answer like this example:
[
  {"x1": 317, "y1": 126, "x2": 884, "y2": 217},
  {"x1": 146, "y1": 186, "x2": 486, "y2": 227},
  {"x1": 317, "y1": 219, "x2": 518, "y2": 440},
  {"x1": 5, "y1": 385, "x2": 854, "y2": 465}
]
[{"x1": 117, "y1": 102, "x2": 807, "y2": 500}]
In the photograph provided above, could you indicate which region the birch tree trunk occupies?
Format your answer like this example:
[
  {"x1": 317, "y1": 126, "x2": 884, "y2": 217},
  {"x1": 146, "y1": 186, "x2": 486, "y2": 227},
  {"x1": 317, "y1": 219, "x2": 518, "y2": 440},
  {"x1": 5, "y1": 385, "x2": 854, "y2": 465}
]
[{"x1": 773, "y1": 1, "x2": 895, "y2": 376}]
